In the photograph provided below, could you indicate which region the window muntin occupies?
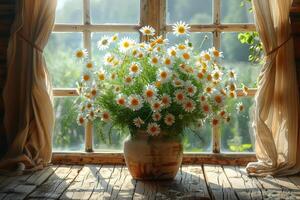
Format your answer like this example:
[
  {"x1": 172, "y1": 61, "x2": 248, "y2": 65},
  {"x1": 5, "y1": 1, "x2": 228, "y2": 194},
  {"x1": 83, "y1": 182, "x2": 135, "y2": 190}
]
[{"x1": 48, "y1": 0, "x2": 257, "y2": 153}]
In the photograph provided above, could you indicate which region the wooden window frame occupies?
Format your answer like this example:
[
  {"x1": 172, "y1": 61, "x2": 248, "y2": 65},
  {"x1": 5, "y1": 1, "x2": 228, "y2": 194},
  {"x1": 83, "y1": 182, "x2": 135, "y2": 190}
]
[{"x1": 52, "y1": 0, "x2": 257, "y2": 164}]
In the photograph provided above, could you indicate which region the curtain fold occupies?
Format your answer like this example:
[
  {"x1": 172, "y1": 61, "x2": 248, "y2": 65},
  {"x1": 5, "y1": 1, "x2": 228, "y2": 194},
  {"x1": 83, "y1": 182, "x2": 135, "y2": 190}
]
[
  {"x1": 246, "y1": 0, "x2": 300, "y2": 176},
  {"x1": 0, "y1": 0, "x2": 57, "y2": 175}
]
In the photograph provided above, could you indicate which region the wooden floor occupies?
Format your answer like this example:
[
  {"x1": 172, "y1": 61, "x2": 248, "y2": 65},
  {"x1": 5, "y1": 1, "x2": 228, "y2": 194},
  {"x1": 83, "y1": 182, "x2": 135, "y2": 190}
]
[{"x1": 1, "y1": 165, "x2": 300, "y2": 199}]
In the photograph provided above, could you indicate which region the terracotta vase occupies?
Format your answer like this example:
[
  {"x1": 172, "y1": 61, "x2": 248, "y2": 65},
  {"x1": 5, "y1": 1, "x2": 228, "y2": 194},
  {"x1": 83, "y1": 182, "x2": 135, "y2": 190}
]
[{"x1": 123, "y1": 131, "x2": 183, "y2": 180}]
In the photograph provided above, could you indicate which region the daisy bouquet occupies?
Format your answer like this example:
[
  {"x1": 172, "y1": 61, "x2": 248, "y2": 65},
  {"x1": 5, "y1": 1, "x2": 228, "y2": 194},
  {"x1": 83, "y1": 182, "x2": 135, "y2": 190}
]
[{"x1": 75, "y1": 21, "x2": 245, "y2": 138}]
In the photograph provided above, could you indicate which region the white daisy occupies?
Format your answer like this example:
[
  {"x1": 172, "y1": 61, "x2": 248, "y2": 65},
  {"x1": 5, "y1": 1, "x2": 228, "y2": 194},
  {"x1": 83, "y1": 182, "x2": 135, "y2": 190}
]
[
  {"x1": 124, "y1": 76, "x2": 134, "y2": 86},
  {"x1": 74, "y1": 48, "x2": 88, "y2": 61},
  {"x1": 157, "y1": 67, "x2": 172, "y2": 83},
  {"x1": 195, "y1": 70, "x2": 205, "y2": 81},
  {"x1": 172, "y1": 78, "x2": 185, "y2": 87},
  {"x1": 151, "y1": 100, "x2": 162, "y2": 112},
  {"x1": 226, "y1": 79, "x2": 236, "y2": 92},
  {"x1": 119, "y1": 37, "x2": 135, "y2": 53},
  {"x1": 85, "y1": 61, "x2": 95, "y2": 69},
  {"x1": 200, "y1": 50, "x2": 211, "y2": 61},
  {"x1": 103, "y1": 53, "x2": 116, "y2": 66},
  {"x1": 116, "y1": 94, "x2": 127, "y2": 106},
  {"x1": 211, "y1": 89, "x2": 224, "y2": 105},
  {"x1": 202, "y1": 103, "x2": 211, "y2": 114},
  {"x1": 211, "y1": 116, "x2": 220, "y2": 127},
  {"x1": 185, "y1": 81, "x2": 197, "y2": 97},
  {"x1": 164, "y1": 113, "x2": 175, "y2": 126},
  {"x1": 147, "y1": 123, "x2": 161, "y2": 136},
  {"x1": 87, "y1": 109, "x2": 96, "y2": 121},
  {"x1": 143, "y1": 85, "x2": 157, "y2": 102},
  {"x1": 97, "y1": 69, "x2": 106, "y2": 81},
  {"x1": 212, "y1": 69, "x2": 223, "y2": 82},
  {"x1": 139, "y1": 25, "x2": 155, "y2": 36},
  {"x1": 101, "y1": 111, "x2": 111, "y2": 122},
  {"x1": 97, "y1": 36, "x2": 111, "y2": 50},
  {"x1": 149, "y1": 54, "x2": 160, "y2": 66},
  {"x1": 82, "y1": 72, "x2": 91, "y2": 82},
  {"x1": 182, "y1": 99, "x2": 196, "y2": 113},
  {"x1": 111, "y1": 34, "x2": 118, "y2": 42},
  {"x1": 209, "y1": 47, "x2": 223, "y2": 58},
  {"x1": 161, "y1": 94, "x2": 171, "y2": 108},
  {"x1": 129, "y1": 62, "x2": 143, "y2": 77},
  {"x1": 152, "y1": 112, "x2": 161, "y2": 121},
  {"x1": 133, "y1": 117, "x2": 144, "y2": 128},
  {"x1": 162, "y1": 56, "x2": 173, "y2": 67},
  {"x1": 172, "y1": 21, "x2": 191, "y2": 36},
  {"x1": 228, "y1": 69, "x2": 237, "y2": 79},
  {"x1": 174, "y1": 90, "x2": 186, "y2": 104},
  {"x1": 167, "y1": 46, "x2": 178, "y2": 57},
  {"x1": 127, "y1": 94, "x2": 143, "y2": 111},
  {"x1": 77, "y1": 114, "x2": 85, "y2": 126}
]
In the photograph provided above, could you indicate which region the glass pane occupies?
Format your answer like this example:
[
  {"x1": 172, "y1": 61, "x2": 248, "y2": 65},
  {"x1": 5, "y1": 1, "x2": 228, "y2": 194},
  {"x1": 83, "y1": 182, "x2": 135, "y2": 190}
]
[
  {"x1": 91, "y1": 0, "x2": 140, "y2": 24},
  {"x1": 45, "y1": 32, "x2": 83, "y2": 88},
  {"x1": 167, "y1": 0, "x2": 212, "y2": 24},
  {"x1": 91, "y1": 32, "x2": 140, "y2": 61},
  {"x1": 167, "y1": 32, "x2": 213, "y2": 52},
  {"x1": 221, "y1": 97, "x2": 255, "y2": 152},
  {"x1": 183, "y1": 121, "x2": 212, "y2": 152},
  {"x1": 93, "y1": 121, "x2": 127, "y2": 152},
  {"x1": 220, "y1": 32, "x2": 260, "y2": 87},
  {"x1": 221, "y1": 0, "x2": 254, "y2": 23},
  {"x1": 53, "y1": 97, "x2": 85, "y2": 152},
  {"x1": 55, "y1": 0, "x2": 83, "y2": 24}
]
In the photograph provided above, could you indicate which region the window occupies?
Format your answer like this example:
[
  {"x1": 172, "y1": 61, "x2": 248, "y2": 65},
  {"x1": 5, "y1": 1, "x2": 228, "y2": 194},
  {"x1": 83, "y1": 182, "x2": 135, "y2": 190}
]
[{"x1": 46, "y1": 0, "x2": 258, "y2": 155}]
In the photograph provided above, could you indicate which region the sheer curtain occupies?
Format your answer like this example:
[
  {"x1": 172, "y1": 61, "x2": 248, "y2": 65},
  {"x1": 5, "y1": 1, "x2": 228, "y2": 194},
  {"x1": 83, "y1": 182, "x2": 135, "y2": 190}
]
[
  {"x1": 0, "y1": 0, "x2": 57, "y2": 175},
  {"x1": 246, "y1": 0, "x2": 300, "y2": 176}
]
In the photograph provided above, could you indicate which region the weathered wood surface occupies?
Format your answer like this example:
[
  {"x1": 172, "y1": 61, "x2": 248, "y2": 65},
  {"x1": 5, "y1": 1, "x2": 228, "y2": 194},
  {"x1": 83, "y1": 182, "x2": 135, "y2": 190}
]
[{"x1": 1, "y1": 164, "x2": 300, "y2": 199}]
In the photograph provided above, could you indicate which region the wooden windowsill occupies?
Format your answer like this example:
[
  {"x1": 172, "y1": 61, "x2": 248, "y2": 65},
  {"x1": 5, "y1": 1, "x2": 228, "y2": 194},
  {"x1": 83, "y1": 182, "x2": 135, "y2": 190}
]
[{"x1": 51, "y1": 152, "x2": 256, "y2": 166}]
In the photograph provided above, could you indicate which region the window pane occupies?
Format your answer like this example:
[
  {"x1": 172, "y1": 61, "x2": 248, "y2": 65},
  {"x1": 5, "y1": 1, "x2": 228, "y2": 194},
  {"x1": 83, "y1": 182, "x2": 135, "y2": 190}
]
[
  {"x1": 221, "y1": 0, "x2": 254, "y2": 23},
  {"x1": 221, "y1": 97, "x2": 255, "y2": 152},
  {"x1": 93, "y1": 121, "x2": 127, "y2": 152},
  {"x1": 55, "y1": 0, "x2": 83, "y2": 24},
  {"x1": 220, "y1": 32, "x2": 260, "y2": 87},
  {"x1": 45, "y1": 32, "x2": 83, "y2": 88},
  {"x1": 53, "y1": 97, "x2": 85, "y2": 151},
  {"x1": 167, "y1": 32, "x2": 213, "y2": 52},
  {"x1": 91, "y1": 32, "x2": 140, "y2": 60},
  {"x1": 183, "y1": 121, "x2": 212, "y2": 152},
  {"x1": 167, "y1": 0, "x2": 212, "y2": 24},
  {"x1": 90, "y1": 0, "x2": 140, "y2": 24}
]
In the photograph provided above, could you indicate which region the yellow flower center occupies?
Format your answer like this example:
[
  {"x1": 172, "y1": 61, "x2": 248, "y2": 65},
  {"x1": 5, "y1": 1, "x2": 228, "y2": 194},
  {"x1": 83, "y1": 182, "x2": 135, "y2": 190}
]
[
  {"x1": 98, "y1": 73, "x2": 105, "y2": 81},
  {"x1": 165, "y1": 58, "x2": 171, "y2": 65},
  {"x1": 214, "y1": 95, "x2": 222, "y2": 104},
  {"x1": 152, "y1": 57, "x2": 158, "y2": 64},
  {"x1": 131, "y1": 98, "x2": 139, "y2": 106},
  {"x1": 123, "y1": 41, "x2": 130, "y2": 48},
  {"x1": 182, "y1": 53, "x2": 190, "y2": 60},
  {"x1": 76, "y1": 51, "x2": 84, "y2": 58},
  {"x1": 144, "y1": 29, "x2": 151, "y2": 34},
  {"x1": 130, "y1": 64, "x2": 139, "y2": 73},
  {"x1": 178, "y1": 26, "x2": 185, "y2": 34},
  {"x1": 86, "y1": 62, "x2": 93, "y2": 69},
  {"x1": 83, "y1": 74, "x2": 90, "y2": 81},
  {"x1": 146, "y1": 90, "x2": 154, "y2": 98},
  {"x1": 178, "y1": 44, "x2": 186, "y2": 50},
  {"x1": 160, "y1": 71, "x2": 168, "y2": 79}
]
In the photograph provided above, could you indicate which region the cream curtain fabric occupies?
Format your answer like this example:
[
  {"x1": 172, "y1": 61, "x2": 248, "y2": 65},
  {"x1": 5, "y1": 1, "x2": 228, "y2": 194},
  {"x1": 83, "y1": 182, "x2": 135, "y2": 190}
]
[
  {"x1": 0, "y1": 0, "x2": 56, "y2": 175},
  {"x1": 246, "y1": 0, "x2": 300, "y2": 176}
]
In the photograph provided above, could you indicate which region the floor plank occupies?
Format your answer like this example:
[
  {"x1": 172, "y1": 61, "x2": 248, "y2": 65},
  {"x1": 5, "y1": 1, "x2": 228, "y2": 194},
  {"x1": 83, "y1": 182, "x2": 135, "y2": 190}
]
[
  {"x1": 203, "y1": 164, "x2": 237, "y2": 200},
  {"x1": 29, "y1": 165, "x2": 82, "y2": 199},
  {"x1": 223, "y1": 166, "x2": 263, "y2": 200},
  {"x1": 0, "y1": 164, "x2": 300, "y2": 200},
  {"x1": 0, "y1": 165, "x2": 58, "y2": 200},
  {"x1": 61, "y1": 164, "x2": 101, "y2": 200}
]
